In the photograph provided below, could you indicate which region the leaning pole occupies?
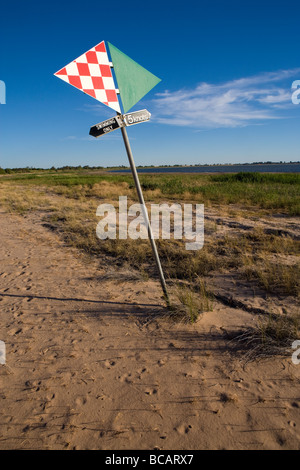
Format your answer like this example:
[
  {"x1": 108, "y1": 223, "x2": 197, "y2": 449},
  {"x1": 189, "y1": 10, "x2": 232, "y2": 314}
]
[{"x1": 119, "y1": 120, "x2": 170, "y2": 305}]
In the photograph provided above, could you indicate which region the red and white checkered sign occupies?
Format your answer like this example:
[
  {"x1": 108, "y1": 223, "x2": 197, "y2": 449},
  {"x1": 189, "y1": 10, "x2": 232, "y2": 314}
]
[{"x1": 54, "y1": 41, "x2": 121, "y2": 113}]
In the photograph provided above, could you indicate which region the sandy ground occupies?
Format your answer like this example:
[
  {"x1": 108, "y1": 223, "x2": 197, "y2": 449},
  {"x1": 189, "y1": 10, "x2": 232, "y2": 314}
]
[{"x1": 0, "y1": 210, "x2": 300, "y2": 450}]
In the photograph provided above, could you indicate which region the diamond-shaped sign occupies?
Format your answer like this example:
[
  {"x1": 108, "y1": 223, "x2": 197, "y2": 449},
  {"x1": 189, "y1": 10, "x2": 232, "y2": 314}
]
[{"x1": 54, "y1": 41, "x2": 121, "y2": 113}]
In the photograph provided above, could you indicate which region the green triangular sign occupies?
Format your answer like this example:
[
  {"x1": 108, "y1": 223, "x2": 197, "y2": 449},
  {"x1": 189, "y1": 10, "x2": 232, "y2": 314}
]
[{"x1": 108, "y1": 42, "x2": 161, "y2": 113}]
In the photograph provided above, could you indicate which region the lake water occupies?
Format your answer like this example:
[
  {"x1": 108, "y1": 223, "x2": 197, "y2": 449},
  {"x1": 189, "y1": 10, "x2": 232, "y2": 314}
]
[{"x1": 113, "y1": 163, "x2": 300, "y2": 174}]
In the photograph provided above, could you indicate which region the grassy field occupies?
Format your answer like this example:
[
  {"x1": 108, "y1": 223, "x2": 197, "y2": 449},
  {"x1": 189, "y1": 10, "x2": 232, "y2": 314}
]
[
  {"x1": 0, "y1": 169, "x2": 299, "y2": 342},
  {"x1": 1, "y1": 169, "x2": 299, "y2": 215}
]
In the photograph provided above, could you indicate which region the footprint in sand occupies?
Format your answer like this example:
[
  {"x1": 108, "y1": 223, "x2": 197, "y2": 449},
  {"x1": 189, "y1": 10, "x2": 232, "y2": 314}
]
[
  {"x1": 145, "y1": 388, "x2": 158, "y2": 396},
  {"x1": 96, "y1": 393, "x2": 108, "y2": 401},
  {"x1": 119, "y1": 373, "x2": 132, "y2": 384},
  {"x1": 157, "y1": 360, "x2": 165, "y2": 367},
  {"x1": 23, "y1": 379, "x2": 43, "y2": 392},
  {"x1": 46, "y1": 393, "x2": 56, "y2": 401},
  {"x1": 103, "y1": 359, "x2": 117, "y2": 369},
  {"x1": 15, "y1": 271, "x2": 26, "y2": 277},
  {"x1": 7, "y1": 327, "x2": 23, "y2": 336},
  {"x1": 75, "y1": 396, "x2": 88, "y2": 406},
  {"x1": 136, "y1": 367, "x2": 147, "y2": 380},
  {"x1": 175, "y1": 424, "x2": 192, "y2": 435}
]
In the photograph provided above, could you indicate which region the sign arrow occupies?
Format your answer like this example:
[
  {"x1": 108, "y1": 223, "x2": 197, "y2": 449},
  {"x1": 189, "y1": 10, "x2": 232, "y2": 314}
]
[
  {"x1": 123, "y1": 109, "x2": 151, "y2": 126},
  {"x1": 89, "y1": 115, "x2": 125, "y2": 138},
  {"x1": 90, "y1": 109, "x2": 151, "y2": 138}
]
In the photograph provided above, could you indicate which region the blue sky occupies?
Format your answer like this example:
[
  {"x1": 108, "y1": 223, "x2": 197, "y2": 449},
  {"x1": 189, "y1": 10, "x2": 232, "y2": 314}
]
[{"x1": 1, "y1": 0, "x2": 300, "y2": 168}]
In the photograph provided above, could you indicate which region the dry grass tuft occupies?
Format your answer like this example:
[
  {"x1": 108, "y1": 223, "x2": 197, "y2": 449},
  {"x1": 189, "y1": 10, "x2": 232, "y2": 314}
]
[
  {"x1": 227, "y1": 310, "x2": 300, "y2": 361},
  {"x1": 168, "y1": 278, "x2": 213, "y2": 323},
  {"x1": 243, "y1": 258, "x2": 300, "y2": 297}
]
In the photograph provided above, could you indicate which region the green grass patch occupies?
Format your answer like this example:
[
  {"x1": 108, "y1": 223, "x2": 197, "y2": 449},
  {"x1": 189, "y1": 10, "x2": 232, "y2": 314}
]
[{"x1": 1, "y1": 170, "x2": 299, "y2": 215}]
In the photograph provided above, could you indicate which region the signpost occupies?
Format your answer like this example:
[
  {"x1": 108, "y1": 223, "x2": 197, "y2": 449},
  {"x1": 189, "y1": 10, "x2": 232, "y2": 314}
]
[
  {"x1": 123, "y1": 109, "x2": 151, "y2": 127},
  {"x1": 89, "y1": 115, "x2": 124, "y2": 138},
  {"x1": 118, "y1": 118, "x2": 169, "y2": 305},
  {"x1": 89, "y1": 109, "x2": 151, "y2": 137},
  {"x1": 55, "y1": 41, "x2": 170, "y2": 306}
]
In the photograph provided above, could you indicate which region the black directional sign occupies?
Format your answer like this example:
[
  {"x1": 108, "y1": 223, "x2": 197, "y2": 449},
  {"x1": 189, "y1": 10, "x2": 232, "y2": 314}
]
[{"x1": 89, "y1": 115, "x2": 124, "y2": 138}]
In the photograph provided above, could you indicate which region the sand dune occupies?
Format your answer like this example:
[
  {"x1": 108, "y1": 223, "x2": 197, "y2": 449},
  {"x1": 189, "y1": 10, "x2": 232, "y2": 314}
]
[{"x1": 0, "y1": 211, "x2": 299, "y2": 450}]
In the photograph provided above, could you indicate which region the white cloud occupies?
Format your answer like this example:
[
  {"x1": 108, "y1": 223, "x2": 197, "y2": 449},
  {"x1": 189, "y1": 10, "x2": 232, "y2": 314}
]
[{"x1": 151, "y1": 68, "x2": 300, "y2": 129}]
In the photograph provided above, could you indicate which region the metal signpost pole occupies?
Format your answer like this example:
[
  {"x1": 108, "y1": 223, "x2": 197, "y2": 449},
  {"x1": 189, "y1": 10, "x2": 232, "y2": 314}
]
[{"x1": 118, "y1": 120, "x2": 170, "y2": 306}]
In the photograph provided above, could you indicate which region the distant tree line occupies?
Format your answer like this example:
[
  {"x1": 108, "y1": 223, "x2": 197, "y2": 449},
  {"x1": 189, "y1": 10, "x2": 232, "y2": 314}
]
[{"x1": 0, "y1": 161, "x2": 299, "y2": 174}]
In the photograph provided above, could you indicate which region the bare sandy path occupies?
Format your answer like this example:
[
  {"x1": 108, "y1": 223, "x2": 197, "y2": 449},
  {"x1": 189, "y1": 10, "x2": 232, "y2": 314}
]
[{"x1": 0, "y1": 211, "x2": 299, "y2": 449}]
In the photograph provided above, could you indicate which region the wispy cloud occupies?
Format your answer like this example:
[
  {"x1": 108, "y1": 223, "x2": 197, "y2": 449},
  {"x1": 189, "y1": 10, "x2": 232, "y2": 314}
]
[
  {"x1": 61, "y1": 135, "x2": 95, "y2": 141},
  {"x1": 61, "y1": 133, "x2": 122, "y2": 142},
  {"x1": 151, "y1": 68, "x2": 300, "y2": 129}
]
